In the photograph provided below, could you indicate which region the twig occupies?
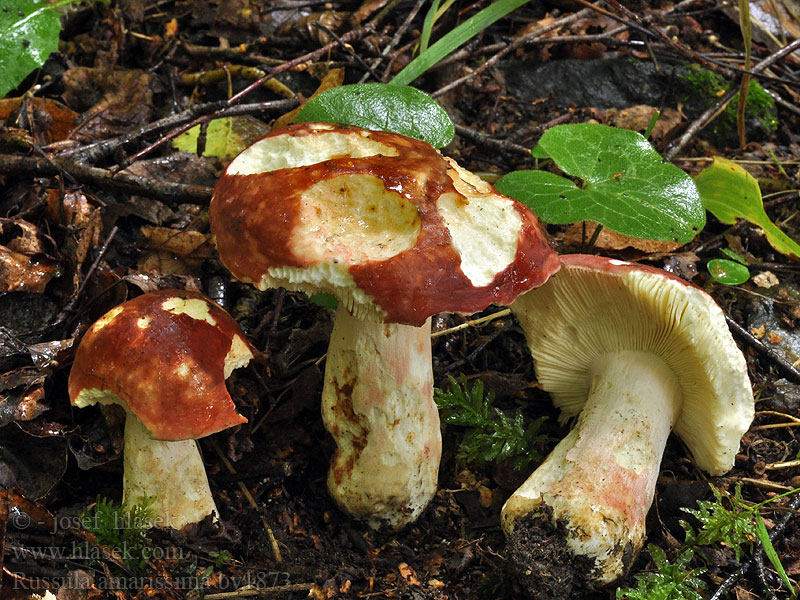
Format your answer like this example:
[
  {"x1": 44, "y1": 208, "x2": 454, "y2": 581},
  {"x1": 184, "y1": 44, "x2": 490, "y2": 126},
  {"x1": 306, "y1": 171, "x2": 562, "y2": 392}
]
[
  {"x1": 0, "y1": 154, "x2": 213, "y2": 203},
  {"x1": 453, "y1": 124, "x2": 531, "y2": 156},
  {"x1": 724, "y1": 314, "x2": 800, "y2": 384},
  {"x1": 754, "y1": 551, "x2": 778, "y2": 600},
  {"x1": 203, "y1": 583, "x2": 315, "y2": 598},
  {"x1": 431, "y1": 308, "x2": 511, "y2": 338},
  {"x1": 54, "y1": 99, "x2": 297, "y2": 164},
  {"x1": 208, "y1": 440, "x2": 283, "y2": 563},
  {"x1": 665, "y1": 38, "x2": 800, "y2": 160},
  {"x1": 430, "y1": 8, "x2": 593, "y2": 98},
  {"x1": 360, "y1": 0, "x2": 426, "y2": 83},
  {"x1": 120, "y1": 28, "x2": 367, "y2": 169},
  {"x1": 50, "y1": 225, "x2": 119, "y2": 331}
]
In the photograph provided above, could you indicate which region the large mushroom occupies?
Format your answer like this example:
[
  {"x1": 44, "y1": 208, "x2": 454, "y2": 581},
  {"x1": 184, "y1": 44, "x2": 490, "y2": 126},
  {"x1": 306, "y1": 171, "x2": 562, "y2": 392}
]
[
  {"x1": 210, "y1": 122, "x2": 559, "y2": 528},
  {"x1": 502, "y1": 254, "x2": 754, "y2": 596},
  {"x1": 68, "y1": 289, "x2": 254, "y2": 529}
]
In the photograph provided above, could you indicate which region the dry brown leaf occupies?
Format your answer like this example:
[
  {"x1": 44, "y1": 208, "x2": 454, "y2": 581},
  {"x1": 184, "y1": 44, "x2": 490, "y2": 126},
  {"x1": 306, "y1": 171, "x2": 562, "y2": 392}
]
[
  {"x1": 61, "y1": 68, "x2": 155, "y2": 142},
  {"x1": 602, "y1": 105, "x2": 683, "y2": 145},
  {"x1": 564, "y1": 222, "x2": 682, "y2": 253},
  {"x1": 140, "y1": 225, "x2": 213, "y2": 256},
  {"x1": 398, "y1": 563, "x2": 421, "y2": 586},
  {"x1": 0, "y1": 97, "x2": 80, "y2": 144},
  {"x1": 0, "y1": 246, "x2": 58, "y2": 293},
  {"x1": 273, "y1": 68, "x2": 345, "y2": 130}
]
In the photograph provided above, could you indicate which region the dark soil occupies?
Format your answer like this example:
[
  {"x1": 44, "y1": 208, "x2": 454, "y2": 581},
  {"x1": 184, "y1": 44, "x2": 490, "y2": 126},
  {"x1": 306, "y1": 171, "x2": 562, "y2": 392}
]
[
  {"x1": 2, "y1": 1, "x2": 800, "y2": 599},
  {"x1": 505, "y1": 508, "x2": 601, "y2": 600}
]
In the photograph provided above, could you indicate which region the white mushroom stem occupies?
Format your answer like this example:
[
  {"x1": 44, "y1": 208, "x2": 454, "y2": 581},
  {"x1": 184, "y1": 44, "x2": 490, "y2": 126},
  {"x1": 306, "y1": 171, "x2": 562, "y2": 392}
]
[
  {"x1": 122, "y1": 412, "x2": 219, "y2": 530},
  {"x1": 502, "y1": 350, "x2": 682, "y2": 583},
  {"x1": 322, "y1": 304, "x2": 441, "y2": 529}
]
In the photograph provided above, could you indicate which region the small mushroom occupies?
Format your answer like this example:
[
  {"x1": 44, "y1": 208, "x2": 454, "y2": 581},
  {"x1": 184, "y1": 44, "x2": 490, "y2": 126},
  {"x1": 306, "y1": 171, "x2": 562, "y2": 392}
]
[
  {"x1": 68, "y1": 289, "x2": 253, "y2": 529},
  {"x1": 210, "y1": 122, "x2": 559, "y2": 528},
  {"x1": 503, "y1": 254, "x2": 754, "y2": 594}
]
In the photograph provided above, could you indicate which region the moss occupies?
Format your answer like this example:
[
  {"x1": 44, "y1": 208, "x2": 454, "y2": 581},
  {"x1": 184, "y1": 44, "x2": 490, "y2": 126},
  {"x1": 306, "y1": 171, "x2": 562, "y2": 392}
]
[{"x1": 680, "y1": 64, "x2": 777, "y2": 144}]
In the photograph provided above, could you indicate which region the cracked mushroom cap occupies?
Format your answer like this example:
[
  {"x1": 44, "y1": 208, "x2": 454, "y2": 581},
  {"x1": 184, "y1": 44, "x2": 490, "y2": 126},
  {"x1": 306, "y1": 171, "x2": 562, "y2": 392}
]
[
  {"x1": 513, "y1": 254, "x2": 754, "y2": 475},
  {"x1": 68, "y1": 289, "x2": 253, "y2": 440},
  {"x1": 209, "y1": 122, "x2": 559, "y2": 326}
]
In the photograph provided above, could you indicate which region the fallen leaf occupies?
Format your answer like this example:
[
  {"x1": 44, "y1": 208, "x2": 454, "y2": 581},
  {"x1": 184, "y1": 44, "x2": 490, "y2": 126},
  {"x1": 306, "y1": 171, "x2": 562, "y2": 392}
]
[
  {"x1": 273, "y1": 68, "x2": 344, "y2": 130},
  {"x1": 0, "y1": 246, "x2": 58, "y2": 293},
  {"x1": 0, "y1": 97, "x2": 79, "y2": 143},
  {"x1": 140, "y1": 225, "x2": 213, "y2": 256},
  {"x1": 752, "y1": 271, "x2": 780, "y2": 288},
  {"x1": 564, "y1": 222, "x2": 683, "y2": 253},
  {"x1": 398, "y1": 562, "x2": 421, "y2": 586}
]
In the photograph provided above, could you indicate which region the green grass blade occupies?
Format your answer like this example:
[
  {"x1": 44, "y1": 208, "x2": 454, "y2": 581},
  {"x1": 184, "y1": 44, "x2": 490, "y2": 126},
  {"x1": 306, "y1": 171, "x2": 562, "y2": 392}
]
[
  {"x1": 419, "y1": 0, "x2": 442, "y2": 54},
  {"x1": 391, "y1": 0, "x2": 529, "y2": 86},
  {"x1": 755, "y1": 513, "x2": 796, "y2": 597}
]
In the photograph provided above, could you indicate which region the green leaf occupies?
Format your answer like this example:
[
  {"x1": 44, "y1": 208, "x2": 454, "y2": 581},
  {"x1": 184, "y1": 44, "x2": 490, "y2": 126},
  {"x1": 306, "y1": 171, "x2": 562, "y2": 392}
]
[
  {"x1": 694, "y1": 156, "x2": 800, "y2": 259},
  {"x1": 391, "y1": 0, "x2": 529, "y2": 86},
  {"x1": 707, "y1": 258, "x2": 750, "y2": 285},
  {"x1": 0, "y1": 0, "x2": 63, "y2": 98},
  {"x1": 496, "y1": 123, "x2": 705, "y2": 243},
  {"x1": 309, "y1": 292, "x2": 338, "y2": 309},
  {"x1": 294, "y1": 83, "x2": 454, "y2": 148},
  {"x1": 173, "y1": 116, "x2": 270, "y2": 159},
  {"x1": 720, "y1": 248, "x2": 748, "y2": 265}
]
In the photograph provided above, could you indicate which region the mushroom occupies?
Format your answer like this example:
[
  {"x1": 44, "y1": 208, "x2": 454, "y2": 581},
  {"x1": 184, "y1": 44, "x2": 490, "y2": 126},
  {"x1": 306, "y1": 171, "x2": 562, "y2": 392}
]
[
  {"x1": 501, "y1": 254, "x2": 754, "y2": 595},
  {"x1": 68, "y1": 289, "x2": 254, "y2": 529},
  {"x1": 209, "y1": 122, "x2": 559, "y2": 528}
]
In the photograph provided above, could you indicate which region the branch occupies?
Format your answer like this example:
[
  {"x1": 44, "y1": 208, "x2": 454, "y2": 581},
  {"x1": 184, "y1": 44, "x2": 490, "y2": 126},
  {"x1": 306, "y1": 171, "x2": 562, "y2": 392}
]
[{"x1": 0, "y1": 154, "x2": 212, "y2": 203}]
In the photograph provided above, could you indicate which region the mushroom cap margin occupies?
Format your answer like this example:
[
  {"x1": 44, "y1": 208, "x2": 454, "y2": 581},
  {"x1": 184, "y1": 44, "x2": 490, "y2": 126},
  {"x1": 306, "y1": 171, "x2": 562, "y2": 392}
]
[{"x1": 512, "y1": 254, "x2": 754, "y2": 475}]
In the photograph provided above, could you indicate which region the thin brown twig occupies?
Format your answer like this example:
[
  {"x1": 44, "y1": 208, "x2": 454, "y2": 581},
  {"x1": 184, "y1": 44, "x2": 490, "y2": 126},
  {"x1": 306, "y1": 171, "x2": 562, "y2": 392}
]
[
  {"x1": 54, "y1": 99, "x2": 298, "y2": 164},
  {"x1": 119, "y1": 28, "x2": 367, "y2": 169},
  {"x1": 665, "y1": 37, "x2": 800, "y2": 160},
  {"x1": 0, "y1": 154, "x2": 213, "y2": 203},
  {"x1": 453, "y1": 124, "x2": 531, "y2": 156},
  {"x1": 209, "y1": 439, "x2": 283, "y2": 564},
  {"x1": 431, "y1": 8, "x2": 594, "y2": 98}
]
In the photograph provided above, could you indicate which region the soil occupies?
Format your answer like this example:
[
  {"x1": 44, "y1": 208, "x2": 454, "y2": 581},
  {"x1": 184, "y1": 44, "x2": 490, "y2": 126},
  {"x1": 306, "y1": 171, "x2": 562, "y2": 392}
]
[{"x1": 2, "y1": 1, "x2": 800, "y2": 599}]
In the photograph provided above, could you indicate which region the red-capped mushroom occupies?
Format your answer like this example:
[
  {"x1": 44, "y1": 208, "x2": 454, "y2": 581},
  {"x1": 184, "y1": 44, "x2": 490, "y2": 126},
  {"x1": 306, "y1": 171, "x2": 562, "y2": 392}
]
[
  {"x1": 502, "y1": 255, "x2": 754, "y2": 595},
  {"x1": 68, "y1": 289, "x2": 254, "y2": 529},
  {"x1": 210, "y1": 122, "x2": 559, "y2": 528}
]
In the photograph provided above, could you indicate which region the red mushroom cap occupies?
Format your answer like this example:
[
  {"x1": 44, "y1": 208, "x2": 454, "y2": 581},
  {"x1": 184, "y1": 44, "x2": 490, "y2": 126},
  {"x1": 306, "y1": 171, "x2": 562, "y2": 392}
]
[
  {"x1": 68, "y1": 289, "x2": 252, "y2": 440},
  {"x1": 210, "y1": 123, "x2": 559, "y2": 326}
]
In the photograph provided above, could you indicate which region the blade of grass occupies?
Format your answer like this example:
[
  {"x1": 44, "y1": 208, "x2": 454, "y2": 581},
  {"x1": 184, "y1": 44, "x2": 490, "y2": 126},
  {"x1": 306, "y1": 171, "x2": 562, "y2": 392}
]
[
  {"x1": 419, "y1": 0, "x2": 442, "y2": 54},
  {"x1": 391, "y1": 0, "x2": 530, "y2": 86},
  {"x1": 737, "y1": 0, "x2": 751, "y2": 148},
  {"x1": 754, "y1": 512, "x2": 796, "y2": 597}
]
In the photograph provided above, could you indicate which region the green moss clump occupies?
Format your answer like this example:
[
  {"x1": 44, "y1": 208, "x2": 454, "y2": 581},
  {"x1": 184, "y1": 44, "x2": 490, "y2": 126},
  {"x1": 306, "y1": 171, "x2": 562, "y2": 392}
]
[{"x1": 680, "y1": 64, "x2": 777, "y2": 144}]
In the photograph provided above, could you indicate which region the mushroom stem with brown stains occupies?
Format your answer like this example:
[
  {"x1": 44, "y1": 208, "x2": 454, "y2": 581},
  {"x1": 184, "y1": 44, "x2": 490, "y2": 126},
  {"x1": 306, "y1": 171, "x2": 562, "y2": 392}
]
[
  {"x1": 122, "y1": 411, "x2": 221, "y2": 529},
  {"x1": 322, "y1": 305, "x2": 440, "y2": 529},
  {"x1": 502, "y1": 350, "x2": 682, "y2": 583}
]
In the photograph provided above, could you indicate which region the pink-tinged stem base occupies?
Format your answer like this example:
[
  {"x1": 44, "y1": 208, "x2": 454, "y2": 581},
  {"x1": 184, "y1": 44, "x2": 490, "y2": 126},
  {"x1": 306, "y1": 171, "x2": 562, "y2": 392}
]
[
  {"x1": 502, "y1": 350, "x2": 681, "y2": 584},
  {"x1": 322, "y1": 305, "x2": 441, "y2": 529}
]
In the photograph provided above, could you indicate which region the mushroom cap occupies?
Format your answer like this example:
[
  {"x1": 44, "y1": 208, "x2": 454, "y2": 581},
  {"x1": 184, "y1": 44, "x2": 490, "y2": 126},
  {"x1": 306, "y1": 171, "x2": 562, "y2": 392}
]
[
  {"x1": 512, "y1": 254, "x2": 754, "y2": 475},
  {"x1": 209, "y1": 122, "x2": 559, "y2": 326},
  {"x1": 68, "y1": 289, "x2": 253, "y2": 441}
]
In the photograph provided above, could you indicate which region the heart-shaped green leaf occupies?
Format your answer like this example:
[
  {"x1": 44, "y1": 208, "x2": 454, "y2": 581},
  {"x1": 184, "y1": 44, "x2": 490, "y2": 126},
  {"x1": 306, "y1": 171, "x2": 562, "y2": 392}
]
[
  {"x1": 495, "y1": 123, "x2": 706, "y2": 244},
  {"x1": 707, "y1": 259, "x2": 750, "y2": 285},
  {"x1": 694, "y1": 156, "x2": 800, "y2": 260},
  {"x1": 294, "y1": 83, "x2": 454, "y2": 148},
  {"x1": 0, "y1": 0, "x2": 64, "y2": 98}
]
